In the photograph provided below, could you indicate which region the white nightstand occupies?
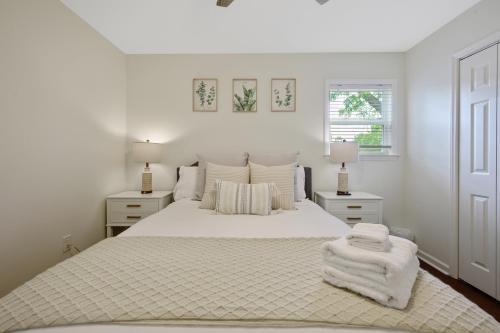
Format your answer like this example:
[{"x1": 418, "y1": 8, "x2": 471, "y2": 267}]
[
  {"x1": 106, "y1": 191, "x2": 173, "y2": 237},
  {"x1": 314, "y1": 191, "x2": 383, "y2": 226}
]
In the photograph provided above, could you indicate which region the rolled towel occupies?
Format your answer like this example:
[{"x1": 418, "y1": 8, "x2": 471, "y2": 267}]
[
  {"x1": 321, "y1": 235, "x2": 418, "y2": 286},
  {"x1": 322, "y1": 256, "x2": 420, "y2": 309},
  {"x1": 346, "y1": 223, "x2": 391, "y2": 252}
]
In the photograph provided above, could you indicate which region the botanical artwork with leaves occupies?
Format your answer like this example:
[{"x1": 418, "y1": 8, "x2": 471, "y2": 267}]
[
  {"x1": 233, "y1": 79, "x2": 257, "y2": 112},
  {"x1": 193, "y1": 79, "x2": 217, "y2": 111},
  {"x1": 271, "y1": 79, "x2": 296, "y2": 112}
]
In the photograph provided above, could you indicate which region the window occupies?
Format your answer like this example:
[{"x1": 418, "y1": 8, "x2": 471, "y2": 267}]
[{"x1": 324, "y1": 80, "x2": 397, "y2": 157}]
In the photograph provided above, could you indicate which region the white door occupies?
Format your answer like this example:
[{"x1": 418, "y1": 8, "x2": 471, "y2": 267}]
[
  {"x1": 459, "y1": 44, "x2": 498, "y2": 297},
  {"x1": 497, "y1": 45, "x2": 500, "y2": 301}
]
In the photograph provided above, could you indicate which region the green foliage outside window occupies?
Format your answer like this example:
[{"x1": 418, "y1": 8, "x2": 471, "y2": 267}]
[
  {"x1": 330, "y1": 90, "x2": 384, "y2": 150},
  {"x1": 330, "y1": 91, "x2": 382, "y2": 118},
  {"x1": 354, "y1": 124, "x2": 383, "y2": 145}
]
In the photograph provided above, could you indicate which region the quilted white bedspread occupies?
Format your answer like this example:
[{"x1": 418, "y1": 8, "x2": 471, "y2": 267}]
[{"x1": 0, "y1": 237, "x2": 498, "y2": 333}]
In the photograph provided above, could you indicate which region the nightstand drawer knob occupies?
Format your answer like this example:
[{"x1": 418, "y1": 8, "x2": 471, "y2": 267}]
[
  {"x1": 127, "y1": 215, "x2": 141, "y2": 219},
  {"x1": 126, "y1": 204, "x2": 141, "y2": 208},
  {"x1": 346, "y1": 217, "x2": 362, "y2": 221},
  {"x1": 347, "y1": 205, "x2": 362, "y2": 209}
]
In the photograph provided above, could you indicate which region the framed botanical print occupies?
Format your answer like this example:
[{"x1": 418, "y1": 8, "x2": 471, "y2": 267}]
[
  {"x1": 193, "y1": 79, "x2": 217, "y2": 112},
  {"x1": 271, "y1": 78, "x2": 296, "y2": 112},
  {"x1": 233, "y1": 79, "x2": 257, "y2": 112}
]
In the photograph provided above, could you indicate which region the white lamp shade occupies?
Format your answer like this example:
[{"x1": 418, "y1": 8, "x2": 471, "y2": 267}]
[
  {"x1": 330, "y1": 141, "x2": 359, "y2": 163},
  {"x1": 132, "y1": 141, "x2": 162, "y2": 163}
]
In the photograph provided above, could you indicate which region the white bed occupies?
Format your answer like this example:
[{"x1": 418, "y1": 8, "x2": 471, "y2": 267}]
[
  {"x1": 17, "y1": 199, "x2": 411, "y2": 333},
  {"x1": 120, "y1": 198, "x2": 351, "y2": 239}
]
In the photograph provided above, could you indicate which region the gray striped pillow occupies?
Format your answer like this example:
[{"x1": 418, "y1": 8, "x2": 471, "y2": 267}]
[{"x1": 214, "y1": 180, "x2": 274, "y2": 216}]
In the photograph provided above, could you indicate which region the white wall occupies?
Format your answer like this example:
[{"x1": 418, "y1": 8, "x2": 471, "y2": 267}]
[
  {"x1": 7, "y1": 0, "x2": 494, "y2": 297},
  {"x1": 0, "y1": 0, "x2": 127, "y2": 296},
  {"x1": 126, "y1": 53, "x2": 406, "y2": 228},
  {"x1": 405, "y1": 0, "x2": 500, "y2": 273}
]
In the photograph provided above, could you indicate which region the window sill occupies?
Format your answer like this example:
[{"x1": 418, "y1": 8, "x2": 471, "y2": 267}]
[
  {"x1": 359, "y1": 154, "x2": 400, "y2": 161},
  {"x1": 323, "y1": 154, "x2": 400, "y2": 161}
]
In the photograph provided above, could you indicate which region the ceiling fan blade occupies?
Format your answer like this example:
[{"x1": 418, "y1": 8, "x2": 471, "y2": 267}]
[
  {"x1": 217, "y1": 0, "x2": 234, "y2": 7},
  {"x1": 316, "y1": 0, "x2": 330, "y2": 4}
]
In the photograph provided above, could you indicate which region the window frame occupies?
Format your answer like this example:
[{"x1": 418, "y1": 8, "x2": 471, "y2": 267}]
[{"x1": 323, "y1": 79, "x2": 400, "y2": 160}]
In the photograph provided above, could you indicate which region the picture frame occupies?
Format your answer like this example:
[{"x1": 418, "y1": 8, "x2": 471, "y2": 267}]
[
  {"x1": 271, "y1": 78, "x2": 296, "y2": 112},
  {"x1": 233, "y1": 79, "x2": 257, "y2": 112},
  {"x1": 193, "y1": 79, "x2": 218, "y2": 112}
]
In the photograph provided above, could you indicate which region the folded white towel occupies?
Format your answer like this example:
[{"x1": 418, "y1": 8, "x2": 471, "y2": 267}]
[
  {"x1": 322, "y1": 235, "x2": 419, "y2": 309},
  {"x1": 322, "y1": 236, "x2": 417, "y2": 285},
  {"x1": 323, "y1": 251, "x2": 387, "y2": 284},
  {"x1": 346, "y1": 223, "x2": 390, "y2": 252},
  {"x1": 322, "y1": 256, "x2": 419, "y2": 309}
]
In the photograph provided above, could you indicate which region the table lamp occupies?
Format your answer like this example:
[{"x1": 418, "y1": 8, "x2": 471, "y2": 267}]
[
  {"x1": 132, "y1": 140, "x2": 162, "y2": 194},
  {"x1": 330, "y1": 141, "x2": 359, "y2": 196}
]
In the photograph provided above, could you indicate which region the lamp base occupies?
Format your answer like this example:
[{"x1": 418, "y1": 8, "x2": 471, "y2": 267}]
[
  {"x1": 336, "y1": 190, "x2": 351, "y2": 196},
  {"x1": 141, "y1": 169, "x2": 153, "y2": 194},
  {"x1": 337, "y1": 169, "x2": 350, "y2": 196}
]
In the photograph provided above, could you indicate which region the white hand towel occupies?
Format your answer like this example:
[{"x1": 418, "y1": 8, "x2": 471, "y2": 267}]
[
  {"x1": 346, "y1": 223, "x2": 390, "y2": 252},
  {"x1": 322, "y1": 256, "x2": 420, "y2": 309},
  {"x1": 348, "y1": 238, "x2": 391, "y2": 252},
  {"x1": 321, "y1": 235, "x2": 418, "y2": 285},
  {"x1": 352, "y1": 223, "x2": 389, "y2": 234}
]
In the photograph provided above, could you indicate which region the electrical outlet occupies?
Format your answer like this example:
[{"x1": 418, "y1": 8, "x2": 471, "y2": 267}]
[{"x1": 62, "y1": 234, "x2": 72, "y2": 254}]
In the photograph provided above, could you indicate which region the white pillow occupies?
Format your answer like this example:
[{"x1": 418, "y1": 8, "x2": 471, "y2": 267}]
[
  {"x1": 295, "y1": 166, "x2": 306, "y2": 201},
  {"x1": 173, "y1": 166, "x2": 198, "y2": 201}
]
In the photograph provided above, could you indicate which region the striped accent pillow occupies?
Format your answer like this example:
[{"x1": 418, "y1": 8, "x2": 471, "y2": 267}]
[
  {"x1": 249, "y1": 162, "x2": 296, "y2": 210},
  {"x1": 214, "y1": 180, "x2": 274, "y2": 215},
  {"x1": 200, "y1": 163, "x2": 250, "y2": 209}
]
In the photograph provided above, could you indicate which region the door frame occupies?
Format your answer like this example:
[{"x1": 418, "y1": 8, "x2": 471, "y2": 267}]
[{"x1": 450, "y1": 30, "x2": 500, "y2": 279}]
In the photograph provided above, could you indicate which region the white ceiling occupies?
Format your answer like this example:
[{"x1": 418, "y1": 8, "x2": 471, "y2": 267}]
[{"x1": 61, "y1": 0, "x2": 481, "y2": 54}]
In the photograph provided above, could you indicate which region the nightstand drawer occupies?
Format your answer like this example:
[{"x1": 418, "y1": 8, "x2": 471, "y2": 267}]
[
  {"x1": 324, "y1": 200, "x2": 380, "y2": 213},
  {"x1": 108, "y1": 200, "x2": 159, "y2": 213},
  {"x1": 334, "y1": 213, "x2": 380, "y2": 225},
  {"x1": 108, "y1": 210, "x2": 157, "y2": 224}
]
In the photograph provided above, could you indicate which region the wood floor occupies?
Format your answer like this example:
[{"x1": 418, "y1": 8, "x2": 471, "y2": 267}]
[{"x1": 420, "y1": 261, "x2": 500, "y2": 322}]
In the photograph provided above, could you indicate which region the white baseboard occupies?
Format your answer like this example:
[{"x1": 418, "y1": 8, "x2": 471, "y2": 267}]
[{"x1": 417, "y1": 250, "x2": 450, "y2": 275}]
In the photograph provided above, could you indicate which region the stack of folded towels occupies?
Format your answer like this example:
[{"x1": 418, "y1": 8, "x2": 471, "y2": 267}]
[{"x1": 321, "y1": 223, "x2": 419, "y2": 309}]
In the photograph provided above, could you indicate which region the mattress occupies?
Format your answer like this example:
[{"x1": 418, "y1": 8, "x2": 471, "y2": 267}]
[
  {"x1": 12, "y1": 200, "x2": 408, "y2": 333},
  {"x1": 119, "y1": 199, "x2": 351, "y2": 238}
]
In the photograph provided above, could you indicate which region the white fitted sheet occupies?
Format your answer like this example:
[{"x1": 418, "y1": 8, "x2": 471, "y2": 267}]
[
  {"x1": 20, "y1": 200, "x2": 409, "y2": 333},
  {"x1": 119, "y1": 199, "x2": 351, "y2": 238}
]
